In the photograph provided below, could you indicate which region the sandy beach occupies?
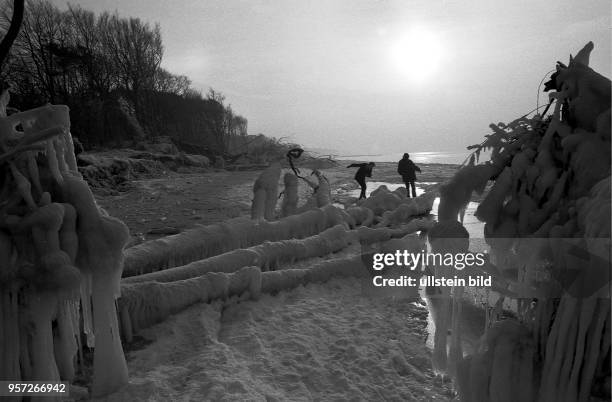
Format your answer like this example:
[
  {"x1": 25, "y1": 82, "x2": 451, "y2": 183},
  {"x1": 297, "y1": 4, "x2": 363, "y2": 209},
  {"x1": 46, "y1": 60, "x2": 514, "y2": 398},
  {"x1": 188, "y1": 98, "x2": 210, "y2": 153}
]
[{"x1": 96, "y1": 161, "x2": 461, "y2": 245}]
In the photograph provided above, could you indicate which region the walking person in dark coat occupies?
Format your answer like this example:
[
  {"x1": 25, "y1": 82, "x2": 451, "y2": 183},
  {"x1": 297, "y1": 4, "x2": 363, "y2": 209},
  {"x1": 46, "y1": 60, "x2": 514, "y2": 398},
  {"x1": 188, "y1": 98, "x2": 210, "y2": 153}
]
[
  {"x1": 347, "y1": 162, "x2": 375, "y2": 199},
  {"x1": 397, "y1": 153, "x2": 421, "y2": 198}
]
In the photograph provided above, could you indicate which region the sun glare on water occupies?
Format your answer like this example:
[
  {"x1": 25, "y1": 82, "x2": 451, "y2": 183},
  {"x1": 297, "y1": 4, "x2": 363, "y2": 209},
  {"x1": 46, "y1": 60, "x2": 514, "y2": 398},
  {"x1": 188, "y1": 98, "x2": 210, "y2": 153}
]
[{"x1": 388, "y1": 27, "x2": 445, "y2": 85}]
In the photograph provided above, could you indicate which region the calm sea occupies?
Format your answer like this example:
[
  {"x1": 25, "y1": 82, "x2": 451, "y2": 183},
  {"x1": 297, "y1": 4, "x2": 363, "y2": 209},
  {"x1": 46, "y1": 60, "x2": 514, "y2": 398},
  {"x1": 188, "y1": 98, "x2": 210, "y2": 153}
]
[{"x1": 334, "y1": 151, "x2": 470, "y2": 165}]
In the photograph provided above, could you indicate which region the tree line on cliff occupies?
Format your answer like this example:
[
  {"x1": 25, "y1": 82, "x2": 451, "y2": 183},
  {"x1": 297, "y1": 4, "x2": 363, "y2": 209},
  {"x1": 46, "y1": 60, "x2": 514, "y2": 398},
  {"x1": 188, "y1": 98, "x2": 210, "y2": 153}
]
[{"x1": 0, "y1": 0, "x2": 248, "y2": 157}]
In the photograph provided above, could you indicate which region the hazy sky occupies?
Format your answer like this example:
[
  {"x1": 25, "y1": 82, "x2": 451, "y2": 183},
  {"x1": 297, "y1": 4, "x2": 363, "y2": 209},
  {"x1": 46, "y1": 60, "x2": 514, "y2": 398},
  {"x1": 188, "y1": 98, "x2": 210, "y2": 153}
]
[{"x1": 51, "y1": 0, "x2": 611, "y2": 157}]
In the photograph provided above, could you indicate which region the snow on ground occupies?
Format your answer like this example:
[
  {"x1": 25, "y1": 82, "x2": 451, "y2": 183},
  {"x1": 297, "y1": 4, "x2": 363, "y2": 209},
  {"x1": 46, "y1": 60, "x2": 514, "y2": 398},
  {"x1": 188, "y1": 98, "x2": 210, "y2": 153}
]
[
  {"x1": 111, "y1": 278, "x2": 454, "y2": 401},
  {"x1": 105, "y1": 165, "x2": 480, "y2": 401}
]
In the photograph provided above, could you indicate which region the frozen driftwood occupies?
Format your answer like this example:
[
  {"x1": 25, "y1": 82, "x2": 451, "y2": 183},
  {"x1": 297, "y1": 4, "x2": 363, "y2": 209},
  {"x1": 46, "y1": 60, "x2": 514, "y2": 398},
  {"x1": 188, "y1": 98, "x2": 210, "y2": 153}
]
[
  {"x1": 122, "y1": 221, "x2": 428, "y2": 285},
  {"x1": 122, "y1": 224, "x2": 352, "y2": 283},
  {"x1": 118, "y1": 217, "x2": 433, "y2": 338},
  {"x1": 123, "y1": 204, "x2": 352, "y2": 276},
  {"x1": 118, "y1": 255, "x2": 369, "y2": 338}
]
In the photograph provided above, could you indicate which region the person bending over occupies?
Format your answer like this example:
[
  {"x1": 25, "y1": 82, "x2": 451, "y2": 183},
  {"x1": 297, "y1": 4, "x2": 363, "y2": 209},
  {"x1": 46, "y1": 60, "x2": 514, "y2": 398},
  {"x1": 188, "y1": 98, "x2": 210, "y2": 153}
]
[
  {"x1": 348, "y1": 162, "x2": 375, "y2": 199},
  {"x1": 397, "y1": 153, "x2": 421, "y2": 198}
]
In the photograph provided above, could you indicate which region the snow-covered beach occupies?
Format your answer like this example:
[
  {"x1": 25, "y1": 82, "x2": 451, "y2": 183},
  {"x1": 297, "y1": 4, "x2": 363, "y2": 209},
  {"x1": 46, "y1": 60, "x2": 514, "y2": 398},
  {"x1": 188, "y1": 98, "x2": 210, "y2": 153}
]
[
  {"x1": 92, "y1": 160, "x2": 485, "y2": 401},
  {"x1": 1, "y1": 2, "x2": 609, "y2": 397},
  {"x1": 114, "y1": 278, "x2": 453, "y2": 401}
]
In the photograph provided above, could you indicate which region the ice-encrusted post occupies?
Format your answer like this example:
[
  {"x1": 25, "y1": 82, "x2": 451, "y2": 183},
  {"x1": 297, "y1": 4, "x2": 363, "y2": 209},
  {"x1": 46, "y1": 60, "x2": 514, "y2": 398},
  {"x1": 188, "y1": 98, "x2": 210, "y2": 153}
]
[
  {"x1": 251, "y1": 162, "x2": 281, "y2": 220},
  {"x1": 280, "y1": 172, "x2": 298, "y2": 217}
]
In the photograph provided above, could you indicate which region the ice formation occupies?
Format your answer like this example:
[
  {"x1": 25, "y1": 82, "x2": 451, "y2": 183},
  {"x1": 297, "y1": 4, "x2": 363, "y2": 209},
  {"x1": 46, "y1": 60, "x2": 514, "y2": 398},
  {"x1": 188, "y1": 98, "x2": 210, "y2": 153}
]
[
  {"x1": 280, "y1": 172, "x2": 298, "y2": 217},
  {"x1": 434, "y1": 42, "x2": 611, "y2": 402},
  {"x1": 119, "y1": 218, "x2": 429, "y2": 337},
  {"x1": 345, "y1": 206, "x2": 374, "y2": 227},
  {"x1": 358, "y1": 186, "x2": 404, "y2": 215},
  {"x1": 119, "y1": 253, "x2": 372, "y2": 337},
  {"x1": 123, "y1": 204, "x2": 352, "y2": 276},
  {"x1": 0, "y1": 99, "x2": 129, "y2": 397},
  {"x1": 426, "y1": 220, "x2": 470, "y2": 376},
  {"x1": 119, "y1": 266, "x2": 263, "y2": 338},
  {"x1": 291, "y1": 169, "x2": 333, "y2": 214},
  {"x1": 310, "y1": 169, "x2": 332, "y2": 207},
  {"x1": 122, "y1": 224, "x2": 352, "y2": 284},
  {"x1": 251, "y1": 161, "x2": 281, "y2": 220},
  {"x1": 357, "y1": 185, "x2": 436, "y2": 222},
  {"x1": 115, "y1": 154, "x2": 435, "y2": 341},
  {"x1": 375, "y1": 191, "x2": 437, "y2": 228}
]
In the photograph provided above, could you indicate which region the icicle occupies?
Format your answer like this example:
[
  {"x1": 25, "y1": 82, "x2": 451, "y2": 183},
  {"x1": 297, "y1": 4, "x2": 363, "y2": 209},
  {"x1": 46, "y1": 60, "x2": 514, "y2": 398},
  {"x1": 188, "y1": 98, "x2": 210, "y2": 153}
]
[
  {"x1": 62, "y1": 131, "x2": 78, "y2": 173},
  {"x1": 577, "y1": 299, "x2": 610, "y2": 401},
  {"x1": 566, "y1": 296, "x2": 598, "y2": 400},
  {"x1": 1, "y1": 288, "x2": 21, "y2": 381},
  {"x1": 9, "y1": 163, "x2": 37, "y2": 210},
  {"x1": 80, "y1": 272, "x2": 95, "y2": 348},
  {"x1": 26, "y1": 291, "x2": 61, "y2": 382},
  {"x1": 53, "y1": 138, "x2": 68, "y2": 175},
  {"x1": 26, "y1": 151, "x2": 43, "y2": 197},
  {"x1": 53, "y1": 300, "x2": 78, "y2": 381},
  {"x1": 45, "y1": 140, "x2": 63, "y2": 184}
]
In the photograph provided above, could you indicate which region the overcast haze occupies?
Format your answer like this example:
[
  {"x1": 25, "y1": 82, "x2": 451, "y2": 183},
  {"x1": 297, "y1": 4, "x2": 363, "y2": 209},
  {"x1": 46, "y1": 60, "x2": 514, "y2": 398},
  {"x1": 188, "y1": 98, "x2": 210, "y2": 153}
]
[{"x1": 52, "y1": 0, "x2": 611, "y2": 160}]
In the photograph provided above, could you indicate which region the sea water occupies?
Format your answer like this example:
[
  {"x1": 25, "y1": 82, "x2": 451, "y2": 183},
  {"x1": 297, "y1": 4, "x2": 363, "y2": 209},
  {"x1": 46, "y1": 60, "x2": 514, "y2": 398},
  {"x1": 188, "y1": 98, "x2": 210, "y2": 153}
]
[{"x1": 335, "y1": 151, "x2": 471, "y2": 165}]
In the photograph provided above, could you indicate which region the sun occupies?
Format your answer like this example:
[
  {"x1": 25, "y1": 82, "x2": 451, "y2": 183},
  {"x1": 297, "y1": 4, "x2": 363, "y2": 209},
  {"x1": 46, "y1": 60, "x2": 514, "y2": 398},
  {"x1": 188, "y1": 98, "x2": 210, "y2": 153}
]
[{"x1": 388, "y1": 27, "x2": 445, "y2": 84}]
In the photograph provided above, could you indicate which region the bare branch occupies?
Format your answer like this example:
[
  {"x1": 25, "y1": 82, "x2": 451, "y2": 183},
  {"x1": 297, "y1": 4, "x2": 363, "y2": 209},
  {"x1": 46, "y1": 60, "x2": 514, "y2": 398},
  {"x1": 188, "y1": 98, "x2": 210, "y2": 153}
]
[{"x1": 0, "y1": 0, "x2": 24, "y2": 72}]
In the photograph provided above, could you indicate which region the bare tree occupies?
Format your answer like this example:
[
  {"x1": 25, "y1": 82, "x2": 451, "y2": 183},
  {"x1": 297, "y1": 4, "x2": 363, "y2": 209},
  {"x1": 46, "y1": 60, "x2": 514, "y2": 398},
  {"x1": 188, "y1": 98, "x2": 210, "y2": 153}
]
[
  {"x1": 0, "y1": 0, "x2": 23, "y2": 74},
  {"x1": 1, "y1": 0, "x2": 251, "y2": 154},
  {"x1": 233, "y1": 115, "x2": 248, "y2": 136},
  {"x1": 154, "y1": 67, "x2": 191, "y2": 96},
  {"x1": 66, "y1": 4, "x2": 114, "y2": 96},
  {"x1": 98, "y1": 12, "x2": 162, "y2": 125}
]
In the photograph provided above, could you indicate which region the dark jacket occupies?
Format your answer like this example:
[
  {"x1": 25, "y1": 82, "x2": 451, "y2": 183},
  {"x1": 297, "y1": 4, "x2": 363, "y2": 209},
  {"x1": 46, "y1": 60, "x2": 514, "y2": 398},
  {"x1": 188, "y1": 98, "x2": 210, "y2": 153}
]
[
  {"x1": 397, "y1": 157, "x2": 421, "y2": 181},
  {"x1": 348, "y1": 163, "x2": 373, "y2": 181}
]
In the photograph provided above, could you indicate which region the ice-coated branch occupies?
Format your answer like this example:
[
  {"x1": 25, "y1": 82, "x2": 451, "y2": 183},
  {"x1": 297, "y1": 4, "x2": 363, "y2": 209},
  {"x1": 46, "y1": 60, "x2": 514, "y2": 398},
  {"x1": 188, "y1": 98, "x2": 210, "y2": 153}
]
[{"x1": 123, "y1": 204, "x2": 352, "y2": 276}]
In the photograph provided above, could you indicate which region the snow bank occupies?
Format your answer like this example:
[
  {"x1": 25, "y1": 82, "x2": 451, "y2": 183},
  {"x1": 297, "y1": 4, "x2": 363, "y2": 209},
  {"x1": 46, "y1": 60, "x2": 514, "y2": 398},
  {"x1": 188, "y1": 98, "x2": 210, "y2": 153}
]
[{"x1": 110, "y1": 278, "x2": 451, "y2": 401}]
